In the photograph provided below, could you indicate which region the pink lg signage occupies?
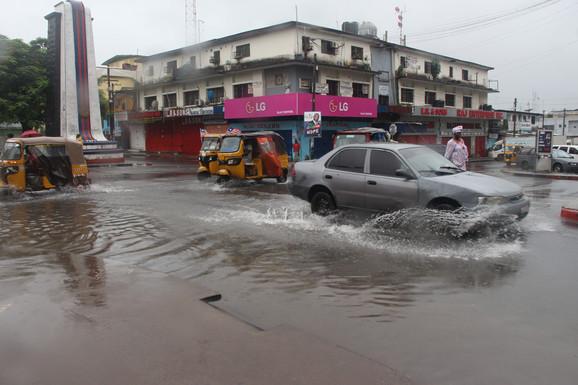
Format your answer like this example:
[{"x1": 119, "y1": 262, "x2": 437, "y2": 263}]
[
  {"x1": 316, "y1": 95, "x2": 377, "y2": 118},
  {"x1": 224, "y1": 93, "x2": 377, "y2": 119},
  {"x1": 225, "y1": 94, "x2": 304, "y2": 119}
]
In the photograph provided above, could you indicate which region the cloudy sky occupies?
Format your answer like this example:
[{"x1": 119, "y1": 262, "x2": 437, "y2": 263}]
[{"x1": 2, "y1": 0, "x2": 577, "y2": 111}]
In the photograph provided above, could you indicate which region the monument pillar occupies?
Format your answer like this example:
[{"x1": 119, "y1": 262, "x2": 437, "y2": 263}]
[{"x1": 46, "y1": 1, "x2": 124, "y2": 163}]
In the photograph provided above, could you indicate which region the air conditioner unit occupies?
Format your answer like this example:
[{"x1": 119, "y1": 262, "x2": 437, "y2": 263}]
[
  {"x1": 432, "y1": 100, "x2": 445, "y2": 107},
  {"x1": 233, "y1": 51, "x2": 243, "y2": 60},
  {"x1": 209, "y1": 56, "x2": 219, "y2": 65}
]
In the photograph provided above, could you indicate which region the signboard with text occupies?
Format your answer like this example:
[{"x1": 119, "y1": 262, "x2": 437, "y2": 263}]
[
  {"x1": 412, "y1": 106, "x2": 504, "y2": 120},
  {"x1": 536, "y1": 130, "x2": 553, "y2": 154}
]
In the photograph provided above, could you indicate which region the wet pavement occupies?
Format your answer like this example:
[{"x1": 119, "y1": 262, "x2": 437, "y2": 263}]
[{"x1": 1, "y1": 159, "x2": 578, "y2": 385}]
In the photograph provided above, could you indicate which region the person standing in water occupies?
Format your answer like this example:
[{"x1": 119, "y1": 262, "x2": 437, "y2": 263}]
[{"x1": 444, "y1": 125, "x2": 469, "y2": 171}]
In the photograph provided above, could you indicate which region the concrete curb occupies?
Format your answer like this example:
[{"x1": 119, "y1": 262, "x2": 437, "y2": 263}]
[{"x1": 501, "y1": 168, "x2": 578, "y2": 181}]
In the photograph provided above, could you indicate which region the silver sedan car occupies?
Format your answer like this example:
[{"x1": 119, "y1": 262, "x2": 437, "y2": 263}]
[{"x1": 289, "y1": 143, "x2": 530, "y2": 218}]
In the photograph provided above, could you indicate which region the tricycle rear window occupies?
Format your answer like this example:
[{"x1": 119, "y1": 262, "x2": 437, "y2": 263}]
[
  {"x1": 1, "y1": 142, "x2": 21, "y2": 160},
  {"x1": 220, "y1": 137, "x2": 241, "y2": 153},
  {"x1": 201, "y1": 137, "x2": 221, "y2": 151}
]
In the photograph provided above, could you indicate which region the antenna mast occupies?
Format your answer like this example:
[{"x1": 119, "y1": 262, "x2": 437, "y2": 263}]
[
  {"x1": 185, "y1": 0, "x2": 199, "y2": 44},
  {"x1": 395, "y1": 6, "x2": 404, "y2": 45}
]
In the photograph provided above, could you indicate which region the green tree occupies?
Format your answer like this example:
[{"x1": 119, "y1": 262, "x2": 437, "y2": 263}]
[{"x1": 0, "y1": 35, "x2": 48, "y2": 131}]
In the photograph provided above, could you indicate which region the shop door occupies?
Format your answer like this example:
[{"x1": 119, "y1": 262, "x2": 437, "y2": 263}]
[
  {"x1": 181, "y1": 124, "x2": 202, "y2": 155},
  {"x1": 313, "y1": 130, "x2": 334, "y2": 159},
  {"x1": 276, "y1": 130, "x2": 293, "y2": 156},
  {"x1": 475, "y1": 136, "x2": 487, "y2": 158}
]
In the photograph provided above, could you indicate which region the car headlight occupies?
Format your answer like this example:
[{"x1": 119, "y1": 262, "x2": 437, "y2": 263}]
[{"x1": 478, "y1": 196, "x2": 508, "y2": 205}]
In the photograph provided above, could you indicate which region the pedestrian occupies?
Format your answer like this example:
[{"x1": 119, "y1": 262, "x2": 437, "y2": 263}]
[
  {"x1": 293, "y1": 139, "x2": 301, "y2": 161},
  {"x1": 444, "y1": 125, "x2": 469, "y2": 171}
]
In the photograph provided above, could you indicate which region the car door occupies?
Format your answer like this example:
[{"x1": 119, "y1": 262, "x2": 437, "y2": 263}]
[
  {"x1": 365, "y1": 149, "x2": 418, "y2": 211},
  {"x1": 323, "y1": 148, "x2": 368, "y2": 209}
]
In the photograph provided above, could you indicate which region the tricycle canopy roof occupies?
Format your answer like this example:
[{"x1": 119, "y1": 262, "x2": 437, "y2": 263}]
[{"x1": 6, "y1": 136, "x2": 86, "y2": 164}]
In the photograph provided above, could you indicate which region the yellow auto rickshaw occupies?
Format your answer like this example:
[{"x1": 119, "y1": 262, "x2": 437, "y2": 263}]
[
  {"x1": 0, "y1": 136, "x2": 89, "y2": 194},
  {"x1": 197, "y1": 134, "x2": 223, "y2": 180},
  {"x1": 215, "y1": 131, "x2": 289, "y2": 183}
]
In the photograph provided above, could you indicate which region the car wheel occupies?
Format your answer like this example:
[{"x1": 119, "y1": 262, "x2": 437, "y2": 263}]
[
  {"x1": 552, "y1": 163, "x2": 563, "y2": 173},
  {"x1": 311, "y1": 191, "x2": 336, "y2": 215},
  {"x1": 276, "y1": 169, "x2": 288, "y2": 183},
  {"x1": 216, "y1": 176, "x2": 230, "y2": 184},
  {"x1": 433, "y1": 202, "x2": 459, "y2": 211},
  {"x1": 521, "y1": 161, "x2": 529, "y2": 170}
]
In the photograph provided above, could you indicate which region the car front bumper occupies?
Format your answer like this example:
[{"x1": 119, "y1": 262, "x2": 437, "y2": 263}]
[{"x1": 495, "y1": 196, "x2": 531, "y2": 219}]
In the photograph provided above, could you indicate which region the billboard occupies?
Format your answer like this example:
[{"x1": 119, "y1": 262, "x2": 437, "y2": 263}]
[{"x1": 304, "y1": 111, "x2": 322, "y2": 137}]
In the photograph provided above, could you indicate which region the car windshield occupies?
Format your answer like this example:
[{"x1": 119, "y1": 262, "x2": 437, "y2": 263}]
[
  {"x1": 335, "y1": 134, "x2": 366, "y2": 148},
  {"x1": 553, "y1": 149, "x2": 572, "y2": 158},
  {"x1": 1, "y1": 142, "x2": 21, "y2": 160},
  {"x1": 201, "y1": 137, "x2": 220, "y2": 151},
  {"x1": 399, "y1": 147, "x2": 464, "y2": 176},
  {"x1": 220, "y1": 136, "x2": 241, "y2": 153}
]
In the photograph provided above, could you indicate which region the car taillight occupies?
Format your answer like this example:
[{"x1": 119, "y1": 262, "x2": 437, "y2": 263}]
[{"x1": 290, "y1": 164, "x2": 296, "y2": 178}]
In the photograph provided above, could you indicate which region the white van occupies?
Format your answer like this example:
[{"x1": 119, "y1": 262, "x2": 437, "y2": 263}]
[{"x1": 552, "y1": 145, "x2": 578, "y2": 156}]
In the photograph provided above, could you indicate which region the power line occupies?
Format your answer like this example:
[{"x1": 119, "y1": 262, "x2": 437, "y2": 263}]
[{"x1": 408, "y1": 0, "x2": 560, "y2": 42}]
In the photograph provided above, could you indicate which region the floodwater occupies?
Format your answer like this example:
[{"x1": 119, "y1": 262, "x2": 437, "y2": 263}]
[{"x1": 1, "y1": 161, "x2": 578, "y2": 385}]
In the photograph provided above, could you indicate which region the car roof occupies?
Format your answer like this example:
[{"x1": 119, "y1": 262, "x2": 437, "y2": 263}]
[
  {"x1": 336, "y1": 127, "x2": 386, "y2": 134},
  {"x1": 339, "y1": 143, "x2": 425, "y2": 150},
  {"x1": 7, "y1": 136, "x2": 73, "y2": 145}
]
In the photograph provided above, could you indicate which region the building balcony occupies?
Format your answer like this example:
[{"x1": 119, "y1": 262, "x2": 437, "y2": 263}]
[{"x1": 396, "y1": 68, "x2": 499, "y2": 93}]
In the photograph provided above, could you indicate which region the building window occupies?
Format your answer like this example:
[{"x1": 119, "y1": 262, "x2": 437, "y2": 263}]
[
  {"x1": 400, "y1": 88, "x2": 414, "y2": 104},
  {"x1": 378, "y1": 95, "x2": 389, "y2": 106},
  {"x1": 122, "y1": 63, "x2": 137, "y2": 71},
  {"x1": 299, "y1": 78, "x2": 312, "y2": 89},
  {"x1": 147, "y1": 65, "x2": 154, "y2": 76},
  {"x1": 531, "y1": 116, "x2": 536, "y2": 124},
  {"x1": 183, "y1": 90, "x2": 199, "y2": 106},
  {"x1": 463, "y1": 96, "x2": 472, "y2": 109},
  {"x1": 162, "y1": 93, "x2": 177, "y2": 108},
  {"x1": 165, "y1": 60, "x2": 177, "y2": 75},
  {"x1": 144, "y1": 96, "x2": 157, "y2": 110},
  {"x1": 210, "y1": 50, "x2": 220, "y2": 65},
  {"x1": 207, "y1": 87, "x2": 225, "y2": 104},
  {"x1": 425, "y1": 91, "x2": 436, "y2": 105},
  {"x1": 321, "y1": 40, "x2": 337, "y2": 55},
  {"x1": 235, "y1": 44, "x2": 250, "y2": 59},
  {"x1": 327, "y1": 79, "x2": 340, "y2": 96},
  {"x1": 400, "y1": 56, "x2": 407, "y2": 68},
  {"x1": 351, "y1": 46, "x2": 364, "y2": 60},
  {"x1": 445, "y1": 94, "x2": 455, "y2": 107},
  {"x1": 302, "y1": 36, "x2": 312, "y2": 52},
  {"x1": 424, "y1": 61, "x2": 433, "y2": 74},
  {"x1": 190, "y1": 56, "x2": 196, "y2": 68},
  {"x1": 233, "y1": 83, "x2": 253, "y2": 98},
  {"x1": 462, "y1": 69, "x2": 469, "y2": 81},
  {"x1": 352, "y1": 82, "x2": 369, "y2": 98},
  {"x1": 449, "y1": 66, "x2": 453, "y2": 78}
]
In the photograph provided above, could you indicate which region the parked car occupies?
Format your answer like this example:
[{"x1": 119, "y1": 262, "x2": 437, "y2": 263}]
[
  {"x1": 551, "y1": 149, "x2": 578, "y2": 173},
  {"x1": 289, "y1": 143, "x2": 530, "y2": 218},
  {"x1": 552, "y1": 145, "x2": 578, "y2": 156}
]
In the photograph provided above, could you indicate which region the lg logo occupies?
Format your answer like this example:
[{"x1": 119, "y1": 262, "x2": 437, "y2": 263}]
[
  {"x1": 329, "y1": 99, "x2": 349, "y2": 113},
  {"x1": 245, "y1": 101, "x2": 267, "y2": 114}
]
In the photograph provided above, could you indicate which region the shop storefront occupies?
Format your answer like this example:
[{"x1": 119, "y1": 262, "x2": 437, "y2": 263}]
[
  {"x1": 126, "y1": 106, "x2": 224, "y2": 156},
  {"x1": 225, "y1": 93, "x2": 377, "y2": 159},
  {"x1": 393, "y1": 106, "x2": 503, "y2": 158}
]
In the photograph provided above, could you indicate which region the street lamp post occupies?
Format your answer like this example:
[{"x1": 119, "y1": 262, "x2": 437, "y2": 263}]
[{"x1": 309, "y1": 53, "x2": 318, "y2": 159}]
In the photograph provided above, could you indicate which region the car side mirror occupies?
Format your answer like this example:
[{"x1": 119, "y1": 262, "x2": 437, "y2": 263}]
[{"x1": 395, "y1": 168, "x2": 414, "y2": 180}]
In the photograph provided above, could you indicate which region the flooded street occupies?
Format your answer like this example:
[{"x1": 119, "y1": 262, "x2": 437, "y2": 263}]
[{"x1": 1, "y1": 160, "x2": 578, "y2": 385}]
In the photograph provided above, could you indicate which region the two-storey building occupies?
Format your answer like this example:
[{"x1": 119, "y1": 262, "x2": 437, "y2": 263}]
[
  {"x1": 372, "y1": 44, "x2": 500, "y2": 157},
  {"x1": 127, "y1": 21, "x2": 378, "y2": 158}
]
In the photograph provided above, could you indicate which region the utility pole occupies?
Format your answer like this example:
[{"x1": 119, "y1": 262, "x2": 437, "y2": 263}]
[
  {"x1": 309, "y1": 53, "x2": 318, "y2": 159},
  {"x1": 107, "y1": 65, "x2": 115, "y2": 140},
  {"x1": 513, "y1": 97, "x2": 517, "y2": 137},
  {"x1": 562, "y1": 108, "x2": 567, "y2": 136}
]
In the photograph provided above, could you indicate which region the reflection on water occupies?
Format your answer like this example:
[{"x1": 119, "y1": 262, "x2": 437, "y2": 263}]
[{"x1": 0, "y1": 181, "x2": 525, "y2": 322}]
